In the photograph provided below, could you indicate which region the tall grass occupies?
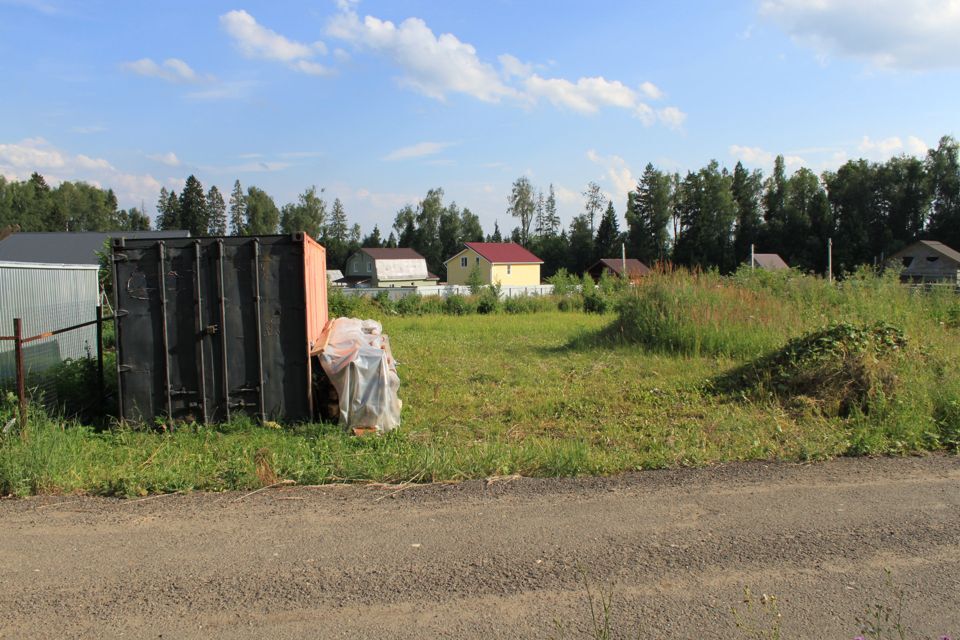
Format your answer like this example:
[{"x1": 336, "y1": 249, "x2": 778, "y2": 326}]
[{"x1": 2, "y1": 270, "x2": 958, "y2": 496}]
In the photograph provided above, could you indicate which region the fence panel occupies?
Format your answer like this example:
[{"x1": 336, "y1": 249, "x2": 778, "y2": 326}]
[
  {"x1": 341, "y1": 284, "x2": 555, "y2": 300},
  {"x1": 0, "y1": 262, "x2": 100, "y2": 405}
]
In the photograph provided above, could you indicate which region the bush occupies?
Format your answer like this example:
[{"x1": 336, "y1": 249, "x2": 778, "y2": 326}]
[
  {"x1": 476, "y1": 287, "x2": 499, "y2": 314},
  {"x1": 445, "y1": 294, "x2": 473, "y2": 315},
  {"x1": 583, "y1": 288, "x2": 609, "y2": 314},
  {"x1": 715, "y1": 322, "x2": 907, "y2": 418}
]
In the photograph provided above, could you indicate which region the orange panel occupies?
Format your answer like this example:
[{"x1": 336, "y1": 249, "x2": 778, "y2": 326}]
[{"x1": 303, "y1": 234, "x2": 329, "y2": 355}]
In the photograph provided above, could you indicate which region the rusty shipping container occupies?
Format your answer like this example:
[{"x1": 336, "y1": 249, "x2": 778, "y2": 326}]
[{"x1": 112, "y1": 234, "x2": 328, "y2": 424}]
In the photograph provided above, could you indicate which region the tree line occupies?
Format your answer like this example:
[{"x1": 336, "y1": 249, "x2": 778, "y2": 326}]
[
  {"x1": 3, "y1": 134, "x2": 958, "y2": 278},
  {"x1": 0, "y1": 172, "x2": 150, "y2": 232}
]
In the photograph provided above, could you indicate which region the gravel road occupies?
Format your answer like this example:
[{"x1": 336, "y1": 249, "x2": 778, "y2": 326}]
[{"x1": 1, "y1": 455, "x2": 958, "y2": 639}]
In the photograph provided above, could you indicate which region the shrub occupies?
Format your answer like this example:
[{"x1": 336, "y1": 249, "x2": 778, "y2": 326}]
[
  {"x1": 476, "y1": 287, "x2": 499, "y2": 314},
  {"x1": 395, "y1": 293, "x2": 423, "y2": 316},
  {"x1": 445, "y1": 294, "x2": 472, "y2": 315},
  {"x1": 583, "y1": 288, "x2": 609, "y2": 314}
]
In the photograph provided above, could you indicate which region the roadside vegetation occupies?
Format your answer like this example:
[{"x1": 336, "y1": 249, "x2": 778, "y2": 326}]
[{"x1": 2, "y1": 267, "x2": 958, "y2": 496}]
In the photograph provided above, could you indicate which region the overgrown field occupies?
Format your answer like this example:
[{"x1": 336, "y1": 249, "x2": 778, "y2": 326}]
[{"x1": 2, "y1": 268, "x2": 958, "y2": 496}]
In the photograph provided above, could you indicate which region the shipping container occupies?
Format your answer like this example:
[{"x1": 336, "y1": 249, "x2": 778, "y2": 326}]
[
  {"x1": 112, "y1": 234, "x2": 327, "y2": 424},
  {"x1": 0, "y1": 261, "x2": 99, "y2": 384}
]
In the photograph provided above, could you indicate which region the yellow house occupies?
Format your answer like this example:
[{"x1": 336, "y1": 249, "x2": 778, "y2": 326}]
[{"x1": 444, "y1": 242, "x2": 543, "y2": 286}]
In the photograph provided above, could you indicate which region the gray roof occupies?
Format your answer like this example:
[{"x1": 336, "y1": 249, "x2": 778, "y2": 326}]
[
  {"x1": 0, "y1": 231, "x2": 190, "y2": 265},
  {"x1": 751, "y1": 253, "x2": 789, "y2": 270},
  {"x1": 890, "y1": 240, "x2": 960, "y2": 265}
]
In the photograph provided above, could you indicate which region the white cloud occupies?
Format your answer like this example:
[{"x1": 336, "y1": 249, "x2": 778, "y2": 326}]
[
  {"x1": 858, "y1": 135, "x2": 929, "y2": 160},
  {"x1": 382, "y1": 141, "x2": 454, "y2": 161},
  {"x1": 148, "y1": 151, "x2": 181, "y2": 167},
  {"x1": 657, "y1": 106, "x2": 686, "y2": 129},
  {"x1": 220, "y1": 9, "x2": 331, "y2": 76},
  {"x1": 498, "y1": 53, "x2": 533, "y2": 80},
  {"x1": 759, "y1": 0, "x2": 960, "y2": 70},
  {"x1": 639, "y1": 81, "x2": 663, "y2": 100},
  {"x1": 586, "y1": 150, "x2": 636, "y2": 208},
  {"x1": 328, "y1": 11, "x2": 515, "y2": 102},
  {"x1": 121, "y1": 58, "x2": 212, "y2": 84},
  {"x1": 729, "y1": 145, "x2": 806, "y2": 172},
  {"x1": 0, "y1": 137, "x2": 163, "y2": 211},
  {"x1": 199, "y1": 160, "x2": 292, "y2": 174},
  {"x1": 327, "y1": 6, "x2": 683, "y2": 128},
  {"x1": 185, "y1": 80, "x2": 256, "y2": 101}
]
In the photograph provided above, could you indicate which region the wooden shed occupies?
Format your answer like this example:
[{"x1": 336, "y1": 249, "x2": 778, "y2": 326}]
[{"x1": 587, "y1": 258, "x2": 650, "y2": 281}]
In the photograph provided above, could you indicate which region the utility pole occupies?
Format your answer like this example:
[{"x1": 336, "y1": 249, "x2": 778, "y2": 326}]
[
  {"x1": 750, "y1": 244, "x2": 755, "y2": 272},
  {"x1": 827, "y1": 238, "x2": 833, "y2": 284},
  {"x1": 621, "y1": 242, "x2": 627, "y2": 279}
]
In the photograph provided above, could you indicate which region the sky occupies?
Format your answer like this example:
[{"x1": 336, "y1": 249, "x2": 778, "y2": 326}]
[{"x1": 1, "y1": 0, "x2": 959, "y2": 235}]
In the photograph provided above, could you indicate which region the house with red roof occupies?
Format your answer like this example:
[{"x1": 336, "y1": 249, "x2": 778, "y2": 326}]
[{"x1": 444, "y1": 242, "x2": 543, "y2": 286}]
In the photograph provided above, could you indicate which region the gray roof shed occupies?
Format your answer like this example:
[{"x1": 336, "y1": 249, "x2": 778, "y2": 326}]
[{"x1": 0, "y1": 231, "x2": 190, "y2": 266}]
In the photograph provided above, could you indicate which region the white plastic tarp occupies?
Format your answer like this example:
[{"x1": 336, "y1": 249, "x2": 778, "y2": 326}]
[{"x1": 319, "y1": 318, "x2": 401, "y2": 433}]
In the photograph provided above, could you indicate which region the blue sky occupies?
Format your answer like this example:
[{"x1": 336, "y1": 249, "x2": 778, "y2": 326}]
[{"x1": 1, "y1": 0, "x2": 958, "y2": 234}]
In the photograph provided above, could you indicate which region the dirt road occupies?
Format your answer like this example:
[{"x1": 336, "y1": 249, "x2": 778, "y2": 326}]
[{"x1": 1, "y1": 455, "x2": 958, "y2": 639}]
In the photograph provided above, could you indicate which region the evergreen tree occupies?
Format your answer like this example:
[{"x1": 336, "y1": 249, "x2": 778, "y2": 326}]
[
  {"x1": 362, "y1": 225, "x2": 384, "y2": 247},
  {"x1": 594, "y1": 200, "x2": 621, "y2": 261},
  {"x1": 385, "y1": 232, "x2": 398, "y2": 248},
  {"x1": 489, "y1": 220, "x2": 503, "y2": 242},
  {"x1": 544, "y1": 184, "x2": 561, "y2": 236},
  {"x1": 761, "y1": 155, "x2": 788, "y2": 255},
  {"x1": 155, "y1": 187, "x2": 180, "y2": 230},
  {"x1": 229, "y1": 179, "x2": 247, "y2": 235},
  {"x1": 731, "y1": 161, "x2": 763, "y2": 265},
  {"x1": 626, "y1": 163, "x2": 672, "y2": 264},
  {"x1": 567, "y1": 214, "x2": 594, "y2": 273},
  {"x1": 178, "y1": 175, "x2": 208, "y2": 236},
  {"x1": 206, "y1": 185, "x2": 227, "y2": 235}
]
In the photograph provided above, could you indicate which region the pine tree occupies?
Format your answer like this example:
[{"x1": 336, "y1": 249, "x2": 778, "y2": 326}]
[
  {"x1": 206, "y1": 185, "x2": 227, "y2": 235},
  {"x1": 626, "y1": 163, "x2": 673, "y2": 264},
  {"x1": 178, "y1": 175, "x2": 208, "y2": 236},
  {"x1": 731, "y1": 161, "x2": 763, "y2": 265},
  {"x1": 229, "y1": 180, "x2": 247, "y2": 236},
  {"x1": 279, "y1": 186, "x2": 326, "y2": 238},
  {"x1": 362, "y1": 225, "x2": 383, "y2": 248},
  {"x1": 544, "y1": 184, "x2": 561, "y2": 236},
  {"x1": 594, "y1": 200, "x2": 621, "y2": 261},
  {"x1": 156, "y1": 187, "x2": 180, "y2": 230}
]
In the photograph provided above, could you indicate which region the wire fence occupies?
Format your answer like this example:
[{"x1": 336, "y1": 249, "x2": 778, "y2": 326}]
[{"x1": 0, "y1": 307, "x2": 110, "y2": 428}]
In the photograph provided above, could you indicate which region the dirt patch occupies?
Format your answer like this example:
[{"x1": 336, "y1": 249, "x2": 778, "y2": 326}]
[{"x1": 0, "y1": 455, "x2": 958, "y2": 639}]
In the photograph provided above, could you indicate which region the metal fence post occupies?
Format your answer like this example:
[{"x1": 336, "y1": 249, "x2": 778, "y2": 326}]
[
  {"x1": 96, "y1": 305, "x2": 104, "y2": 415},
  {"x1": 13, "y1": 318, "x2": 26, "y2": 430}
]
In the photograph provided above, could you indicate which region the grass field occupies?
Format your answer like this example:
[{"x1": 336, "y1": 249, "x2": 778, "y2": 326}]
[{"x1": 2, "y1": 268, "x2": 958, "y2": 496}]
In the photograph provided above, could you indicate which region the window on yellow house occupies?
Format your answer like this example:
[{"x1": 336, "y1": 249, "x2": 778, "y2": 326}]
[
  {"x1": 507, "y1": 265, "x2": 512, "y2": 275},
  {"x1": 460, "y1": 256, "x2": 467, "y2": 267}
]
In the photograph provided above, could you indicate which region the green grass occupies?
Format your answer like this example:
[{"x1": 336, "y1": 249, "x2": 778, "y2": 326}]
[{"x1": 1, "y1": 269, "x2": 958, "y2": 496}]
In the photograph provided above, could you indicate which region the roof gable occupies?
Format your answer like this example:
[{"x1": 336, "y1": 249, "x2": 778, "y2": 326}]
[
  {"x1": 360, "y1": 247, "x2": 426, "y2": 261},
  {"x1": 593, "y1": 258, "x2": 650, "y2": 276},
  {"x1": 751, "y1": 253, "x2": 789, "y2": 270},
  {"x1": 891, "y1": 240, "x2": 960, "y2": 265},
  {"x1": 461, "y1": 242, "x2": 542, "y2": 264}
]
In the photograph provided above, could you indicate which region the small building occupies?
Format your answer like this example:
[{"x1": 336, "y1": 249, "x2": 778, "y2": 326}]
[
  {"x1": 889, "y1": 240, "x2": 960, "y2": 284},
  {"x1": 327, "y1": 269, "x2": 345, "y2": 287},
  {"x1": 749, "y1": 253, "x2": 789, "y2": 271},
  {"x1": 444, "y1": 242, "x2": 543, "y2": 286},
  {"x1": 1, "y1": 261, "x2": 100, "y2": 384},
  {"x1": 339, "y1": 248, "x2": 439, "y2": 287},
  {"x1": 0, "y1": 230, "x2": 191, "y2": 266},
  {"x1": 587, "y1": 258, "x2": 651, "y2": 281}
]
